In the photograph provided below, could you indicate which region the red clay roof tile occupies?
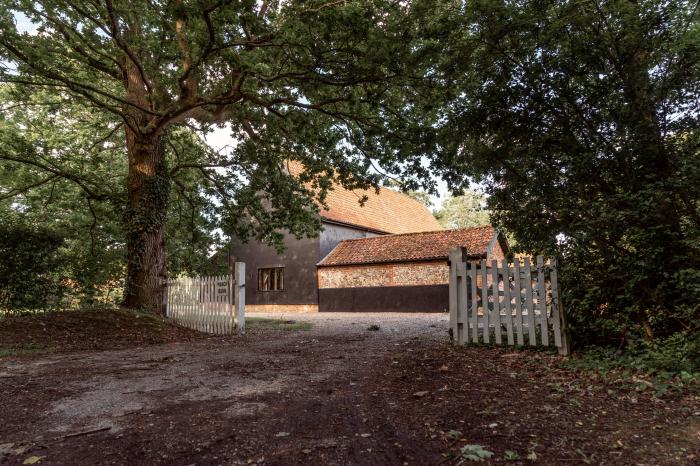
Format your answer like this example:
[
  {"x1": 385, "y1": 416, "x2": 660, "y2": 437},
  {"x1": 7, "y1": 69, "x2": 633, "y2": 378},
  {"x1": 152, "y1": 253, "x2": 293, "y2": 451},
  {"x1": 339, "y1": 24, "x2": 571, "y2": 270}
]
[
  {"x1": 285, "y1": 160, "x2": 442, "y2": 234},
  {"x1": 318, "y1": 225, "x2": 499, "y2": 266}
]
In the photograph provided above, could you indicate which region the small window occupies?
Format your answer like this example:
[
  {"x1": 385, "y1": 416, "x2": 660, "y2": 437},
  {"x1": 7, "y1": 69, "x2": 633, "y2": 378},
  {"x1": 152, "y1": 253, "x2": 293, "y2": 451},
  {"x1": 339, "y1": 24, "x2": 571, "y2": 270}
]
[{"x1": 258, "y1": 267, "x2": 284, "y2": 291}]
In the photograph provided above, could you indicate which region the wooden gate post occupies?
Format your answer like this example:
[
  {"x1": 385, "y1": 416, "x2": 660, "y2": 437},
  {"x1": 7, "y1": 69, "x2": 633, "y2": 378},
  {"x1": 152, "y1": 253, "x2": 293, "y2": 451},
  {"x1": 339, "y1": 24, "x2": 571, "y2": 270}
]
[
  {"x1": 234, "y1": 262, "x2": 246, "y2": 333},
  {"x1": 448, "y1": 249, "x2": 459, "y2": 343},
  {"x1": 558, "y1": 312, "x2": 571, "y2": 356},
  {"x1": 448, "y1": 247, "x2": 468, "y2": 345},
  {"x1": 549, "y1": 257, "x2": 571, "y2": 356}
]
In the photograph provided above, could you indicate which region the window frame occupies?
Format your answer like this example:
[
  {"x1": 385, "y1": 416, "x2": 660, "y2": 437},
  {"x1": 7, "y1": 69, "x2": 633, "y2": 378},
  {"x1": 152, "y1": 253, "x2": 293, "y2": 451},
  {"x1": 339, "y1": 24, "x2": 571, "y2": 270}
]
[{"x1": 257, "y1": 267, "x2": 285, "y2": 292}]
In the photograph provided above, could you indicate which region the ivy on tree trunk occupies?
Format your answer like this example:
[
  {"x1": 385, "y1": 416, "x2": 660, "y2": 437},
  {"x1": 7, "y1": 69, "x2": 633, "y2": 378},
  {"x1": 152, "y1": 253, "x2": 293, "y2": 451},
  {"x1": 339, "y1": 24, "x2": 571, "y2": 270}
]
[{"x1": 123, "y1": 131, "x2": 170, "y2": 312}]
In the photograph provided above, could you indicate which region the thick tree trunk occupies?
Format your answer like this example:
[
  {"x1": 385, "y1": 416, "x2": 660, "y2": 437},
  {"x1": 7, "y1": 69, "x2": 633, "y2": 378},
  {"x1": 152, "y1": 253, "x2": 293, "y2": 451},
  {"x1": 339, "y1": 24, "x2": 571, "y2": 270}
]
[{"x1": 122, "y1": 130, "x2": 170, "y2": 313}]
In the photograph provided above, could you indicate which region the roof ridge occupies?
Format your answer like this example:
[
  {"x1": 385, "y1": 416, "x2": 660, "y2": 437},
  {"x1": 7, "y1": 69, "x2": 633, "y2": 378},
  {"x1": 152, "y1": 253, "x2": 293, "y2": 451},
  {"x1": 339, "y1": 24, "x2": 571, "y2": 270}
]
[
  {"x1": 330, "y1": 224, "x2": 494, "y2": 244},
  {"x1": 284, "y1": 159, "x2": 443, "y2": 234}
]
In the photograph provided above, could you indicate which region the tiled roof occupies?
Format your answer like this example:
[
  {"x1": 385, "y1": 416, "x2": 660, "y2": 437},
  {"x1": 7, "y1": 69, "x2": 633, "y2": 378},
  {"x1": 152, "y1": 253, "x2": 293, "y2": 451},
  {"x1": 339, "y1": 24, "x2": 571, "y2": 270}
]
[
  {"x1": 318, "y1": 225, "x2": 499, "y2": 266},
  {"x1": 285, "y1": 160, "x2": 442, "y2": 234}
]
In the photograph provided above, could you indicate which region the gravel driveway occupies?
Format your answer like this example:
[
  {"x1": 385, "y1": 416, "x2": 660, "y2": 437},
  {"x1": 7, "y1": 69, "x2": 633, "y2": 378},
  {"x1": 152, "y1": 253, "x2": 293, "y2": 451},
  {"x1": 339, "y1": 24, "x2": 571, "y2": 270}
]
[{"x1": 247, "y1": 311, "x2": 449, "y2": 337}]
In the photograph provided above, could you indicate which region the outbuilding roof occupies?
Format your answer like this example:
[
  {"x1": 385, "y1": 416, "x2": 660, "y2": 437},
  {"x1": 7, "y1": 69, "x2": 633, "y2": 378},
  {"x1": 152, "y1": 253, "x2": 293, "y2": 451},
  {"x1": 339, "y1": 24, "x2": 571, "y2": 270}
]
[
  {"x1": 318, "y1": 225, "x2": 502, "y2": 266},
  {"x1": 285, "y1": 160, "x2": 442, "y2": 234}
]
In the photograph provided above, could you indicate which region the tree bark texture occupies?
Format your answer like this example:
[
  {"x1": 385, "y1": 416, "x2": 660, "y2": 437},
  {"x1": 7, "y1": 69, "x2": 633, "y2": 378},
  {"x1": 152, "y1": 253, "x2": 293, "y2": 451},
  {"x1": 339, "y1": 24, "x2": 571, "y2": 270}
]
[{"x1": 122, "y1": 130, "x2": 170, "y2": 313}]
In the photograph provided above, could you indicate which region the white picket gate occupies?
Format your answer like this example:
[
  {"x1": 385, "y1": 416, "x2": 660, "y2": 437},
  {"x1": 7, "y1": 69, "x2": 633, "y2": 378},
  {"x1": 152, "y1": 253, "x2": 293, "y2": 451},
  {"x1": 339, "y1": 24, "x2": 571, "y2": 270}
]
[
  {"x1": 448, "y1": 249, "x2": 570, "y2": 355},
  {"x1": 165, "y1": 262, "x2": 245, "y2": 334}
]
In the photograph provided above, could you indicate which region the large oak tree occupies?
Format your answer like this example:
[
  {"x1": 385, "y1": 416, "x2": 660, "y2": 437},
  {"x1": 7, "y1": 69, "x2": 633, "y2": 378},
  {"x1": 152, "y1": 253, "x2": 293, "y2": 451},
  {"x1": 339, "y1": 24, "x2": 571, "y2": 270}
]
[{"x1": 0, "y1": 0, "x2": 439, "y2": 311}]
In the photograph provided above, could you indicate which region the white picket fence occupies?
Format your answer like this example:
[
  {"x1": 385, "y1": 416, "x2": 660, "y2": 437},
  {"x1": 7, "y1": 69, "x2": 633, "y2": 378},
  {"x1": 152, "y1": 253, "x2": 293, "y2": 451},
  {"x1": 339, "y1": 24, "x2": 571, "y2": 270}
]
[
  {"x1": 165, "y1": 262, "x2": 245, "y2": 334},
  {"x1": 448, "y1": 249, "x2": 570, "y2": 355}
]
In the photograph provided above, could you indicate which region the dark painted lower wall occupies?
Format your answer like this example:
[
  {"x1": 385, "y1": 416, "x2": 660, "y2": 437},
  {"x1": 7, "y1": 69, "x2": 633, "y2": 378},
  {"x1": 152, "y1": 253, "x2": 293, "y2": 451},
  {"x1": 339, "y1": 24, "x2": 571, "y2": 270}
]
[{"x1": 318, "y1": 285, "x2": 449, "y2": 313}]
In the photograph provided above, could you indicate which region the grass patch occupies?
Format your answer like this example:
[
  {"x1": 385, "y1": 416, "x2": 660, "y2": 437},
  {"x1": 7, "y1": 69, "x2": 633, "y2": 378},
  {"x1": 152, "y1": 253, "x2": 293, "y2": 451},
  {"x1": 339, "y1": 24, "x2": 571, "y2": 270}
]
[
  {"x1": 0, "y1": 343, "x2": 48, "y2": 357},
  {"x1": 246, "y1": 317, "x2": 312, "y2": 331}
]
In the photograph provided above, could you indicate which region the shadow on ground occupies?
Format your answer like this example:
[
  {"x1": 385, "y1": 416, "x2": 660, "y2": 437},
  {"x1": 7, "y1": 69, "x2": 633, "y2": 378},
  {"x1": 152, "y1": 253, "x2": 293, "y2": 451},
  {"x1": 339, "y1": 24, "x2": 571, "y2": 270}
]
[{"x1": 1, "y1": 311, "x2": 698, "y2": 465}]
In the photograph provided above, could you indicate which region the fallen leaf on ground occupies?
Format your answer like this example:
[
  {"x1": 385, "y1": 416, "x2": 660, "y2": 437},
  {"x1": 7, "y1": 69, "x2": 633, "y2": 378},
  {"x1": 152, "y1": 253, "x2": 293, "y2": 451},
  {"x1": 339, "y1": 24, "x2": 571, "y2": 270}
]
[
  {"x1": 413, "y1": 391, "x2": 429, "y2": 397},
  {"x1": 23, "y1": 456, "x2": 45, "y2": 465}
]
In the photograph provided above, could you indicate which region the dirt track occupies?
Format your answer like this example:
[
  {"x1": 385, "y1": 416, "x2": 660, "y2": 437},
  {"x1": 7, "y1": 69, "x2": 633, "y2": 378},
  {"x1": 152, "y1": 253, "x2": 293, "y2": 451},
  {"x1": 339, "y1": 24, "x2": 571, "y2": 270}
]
[{"x1": 1, "y1": 312, "x2": 699, "y2": 465}]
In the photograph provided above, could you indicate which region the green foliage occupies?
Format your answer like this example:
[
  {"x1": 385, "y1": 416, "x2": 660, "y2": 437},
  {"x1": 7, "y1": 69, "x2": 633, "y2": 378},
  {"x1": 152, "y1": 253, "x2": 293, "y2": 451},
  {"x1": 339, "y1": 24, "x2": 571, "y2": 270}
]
[
  {"x1": 0, "y1": 86, "x2": 127, "y2": 305},
  {"x1": 460, "y1": 445, "x2": 494, "y2": 462},
  {"x1": 0, "y1": 87, "x2": 221, "y2": 306},
  {"x1": 246, "y1": 318, "x2": 312, "y2": 331},
  {"x1": 434, "y1": 191, "x2": 490, "y2": 229},
  {"x1": 569, "y1": 332, "x2": 700, "y2": 379},
  {"x1": 0, "y1": 221, "x2": 65, "y2": 310},
  {"x1": 0, "y1": 0, "x2": 442, "y2": 247},
  {"x1": 426, "y1": 0, "x2": 700, "y2": 345}
]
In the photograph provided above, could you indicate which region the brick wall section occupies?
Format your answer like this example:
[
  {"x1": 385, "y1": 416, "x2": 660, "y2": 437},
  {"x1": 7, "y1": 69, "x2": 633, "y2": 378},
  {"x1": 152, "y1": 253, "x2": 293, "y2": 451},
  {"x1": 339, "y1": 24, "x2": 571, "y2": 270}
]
[{"x1": 317, "y1": 260, "x2": 449, "y2": 289}]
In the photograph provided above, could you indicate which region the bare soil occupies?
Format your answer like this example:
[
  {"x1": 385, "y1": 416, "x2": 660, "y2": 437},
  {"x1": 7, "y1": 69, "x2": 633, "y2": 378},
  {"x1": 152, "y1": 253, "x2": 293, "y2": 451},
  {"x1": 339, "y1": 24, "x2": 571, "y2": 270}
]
[
  {"x1": 0, "y1": 309, "x2": 206, "y2": 353},
  {"x1": 1, "y1": 311, "x2": 699, "y2": 465}
]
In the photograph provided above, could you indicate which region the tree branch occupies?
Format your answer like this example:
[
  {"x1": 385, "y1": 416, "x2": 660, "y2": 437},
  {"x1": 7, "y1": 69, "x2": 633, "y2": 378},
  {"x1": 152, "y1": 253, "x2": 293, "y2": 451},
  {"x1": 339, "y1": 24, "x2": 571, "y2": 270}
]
[
  {"x1": 0, "y1": 38, "x2": 159, "y2": 116},
  {"x1": 104, "y1": 0, "x2": 155, "y2": 97},
  {"x1": 0, "y1": 174, "x2": 61, "y2": 200},
  {"x1": 0, "y1": 154, "x2": 110, "y2": 201}
]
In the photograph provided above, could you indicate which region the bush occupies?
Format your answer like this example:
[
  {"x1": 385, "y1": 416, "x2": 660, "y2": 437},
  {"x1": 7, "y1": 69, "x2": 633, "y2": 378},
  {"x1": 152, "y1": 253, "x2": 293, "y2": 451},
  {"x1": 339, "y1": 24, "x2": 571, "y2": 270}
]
[
  {"x1": 567, "y1": 331, "x2": 700, "y2": 394},
  {"x1": 0, "y1": 222, "x2": 67, "y2": 311},
  {"x1": 615, "y1": 332, "x2": 700, "y2": 375},
  {"x1": 560, "y1": 255, "x2": 700, "y2": 348}
]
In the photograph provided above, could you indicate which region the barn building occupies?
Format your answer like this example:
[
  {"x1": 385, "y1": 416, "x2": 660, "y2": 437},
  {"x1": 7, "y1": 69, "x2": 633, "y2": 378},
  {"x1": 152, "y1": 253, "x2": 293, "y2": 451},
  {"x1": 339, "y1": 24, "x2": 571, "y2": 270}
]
[
  {"x1": 218, "y1": 162, "x2": 508, "y2": 312},
  {"x1": 219, "y1": 162, "x2": 442, "y2": 312}
]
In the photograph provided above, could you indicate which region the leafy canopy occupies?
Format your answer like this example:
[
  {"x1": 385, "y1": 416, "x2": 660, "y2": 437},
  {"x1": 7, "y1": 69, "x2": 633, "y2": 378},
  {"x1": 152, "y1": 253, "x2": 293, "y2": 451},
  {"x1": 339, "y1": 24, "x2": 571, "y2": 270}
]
[
  {"x1": 0, "y1": 86, "x2": 222, "y2": 306},
  {"x1": 0, "y1": 0, "x2": 442, "y2": 247},
  {"x1": 427, "y1": 0, "x2": 700, "y2": 344}
]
